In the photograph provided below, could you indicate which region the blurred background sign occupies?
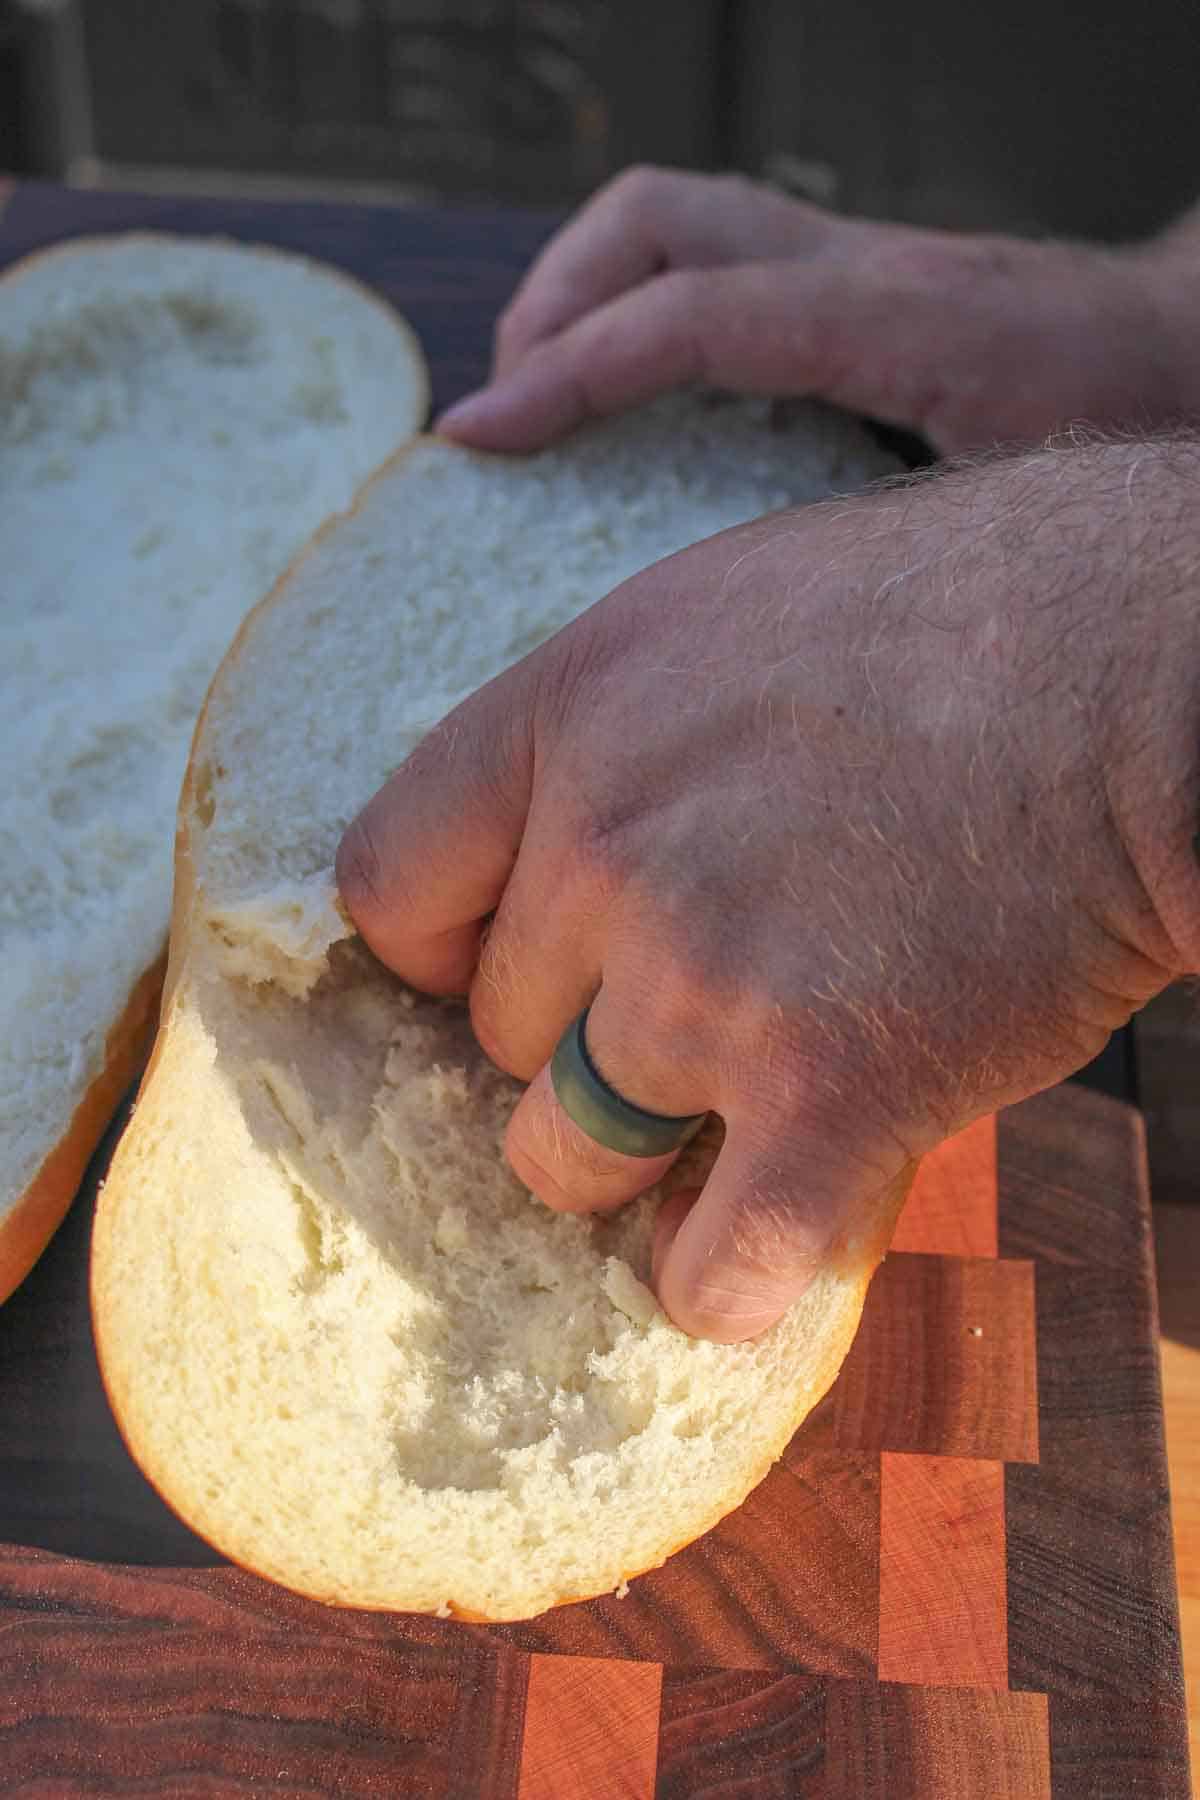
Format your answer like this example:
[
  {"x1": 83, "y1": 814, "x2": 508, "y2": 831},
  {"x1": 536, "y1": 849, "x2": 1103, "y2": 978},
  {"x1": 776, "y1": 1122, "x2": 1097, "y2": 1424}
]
[
  {"x1": 77, "y1": 0, "x2": 725, "y2": 205},
  {"x1": 1, "y1": 0, "x2": 1198, "y2": 233}
]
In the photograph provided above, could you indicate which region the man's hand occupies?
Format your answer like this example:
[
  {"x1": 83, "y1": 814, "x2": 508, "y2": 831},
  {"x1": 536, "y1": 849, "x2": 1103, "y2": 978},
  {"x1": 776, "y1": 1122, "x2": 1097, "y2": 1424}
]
[
  {"x1": 436, "y1": 166, "x2": 1199, "y2": 455},
  {"x1": 338, "y1": 439, "x2": 1200, "y2": 1341}
]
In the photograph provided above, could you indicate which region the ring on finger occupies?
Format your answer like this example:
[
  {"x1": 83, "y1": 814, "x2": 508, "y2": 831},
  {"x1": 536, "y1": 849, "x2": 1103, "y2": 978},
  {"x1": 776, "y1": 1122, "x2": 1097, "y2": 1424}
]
[{"x1": 549, "y1": 1007, "x2": 707, "y2": 1159}]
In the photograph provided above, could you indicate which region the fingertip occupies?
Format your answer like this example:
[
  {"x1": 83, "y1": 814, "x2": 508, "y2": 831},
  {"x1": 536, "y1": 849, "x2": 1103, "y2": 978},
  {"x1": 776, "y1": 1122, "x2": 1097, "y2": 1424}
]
[
  {"x1": 434, "y1": 388, "x2": 503, "y2": 443},
  {"x1": 435, "y1": 376, "x2": 563, "y2": 452},
  {"x1": 654, "y1": 1195, "x2": 799, "y2": 1344},
  {"x1": 443, "y1": 348, "x2": 605, "y2": 453},
  {"x1": 657, "y1": 1268, "x2": 793, "y2": 1344},
  {"x1": 505, "y1": 1135, "x2": 589, "y2": 1214}
]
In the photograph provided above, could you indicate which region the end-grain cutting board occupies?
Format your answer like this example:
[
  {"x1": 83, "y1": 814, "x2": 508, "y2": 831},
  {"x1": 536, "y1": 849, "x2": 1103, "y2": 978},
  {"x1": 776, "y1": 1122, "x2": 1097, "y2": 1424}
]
[
  {"x1": 0, "y1": 1085, "x2": 1187, "y2": 1797},
  {"x1": 0, "y1": 182, "x2": 1189, "y2": 1797}
]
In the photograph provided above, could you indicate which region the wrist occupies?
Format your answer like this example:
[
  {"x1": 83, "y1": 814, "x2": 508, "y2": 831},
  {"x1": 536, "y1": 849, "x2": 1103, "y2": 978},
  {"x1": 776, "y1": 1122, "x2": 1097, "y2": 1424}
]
[
  {"x1": 1121, "y1": 222, "x2": 1200, "y2": 425},
  {"x1": 1087, "y1": 437, "x2": 1200, "y2": 974},
  {"x1": 898, "y1": 437, "x2": 1200, "y2": 984}
]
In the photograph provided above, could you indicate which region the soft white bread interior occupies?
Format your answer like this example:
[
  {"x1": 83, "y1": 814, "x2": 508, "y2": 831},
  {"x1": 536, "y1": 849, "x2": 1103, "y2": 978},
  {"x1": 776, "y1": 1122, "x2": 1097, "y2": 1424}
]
[
  {"x1": 1, "y1": 233, "x2": 429, "y2": 1300},
  {"x1": 91, "y1": 396, "x2": 906, "y2": 1621}
]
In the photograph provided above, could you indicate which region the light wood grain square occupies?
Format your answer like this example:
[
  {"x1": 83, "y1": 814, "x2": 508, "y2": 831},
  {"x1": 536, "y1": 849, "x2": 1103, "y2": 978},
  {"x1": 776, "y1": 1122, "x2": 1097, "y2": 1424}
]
[
  {"x1": 517, "y1": 1654, "x2": 661, "y2": 1800},
  {"x1": 893, "y1": 1117, "x2": 998, "y2": 1258},
  {"x1": 878, "y1": 1455, "x2": 1008, "y2": 1689}
]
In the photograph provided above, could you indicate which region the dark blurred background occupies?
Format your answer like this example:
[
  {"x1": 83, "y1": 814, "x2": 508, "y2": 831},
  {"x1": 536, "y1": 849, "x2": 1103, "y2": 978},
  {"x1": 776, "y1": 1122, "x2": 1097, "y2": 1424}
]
[{"x1": 2, "y1": 0, "x2": 1198, "y2": 237}]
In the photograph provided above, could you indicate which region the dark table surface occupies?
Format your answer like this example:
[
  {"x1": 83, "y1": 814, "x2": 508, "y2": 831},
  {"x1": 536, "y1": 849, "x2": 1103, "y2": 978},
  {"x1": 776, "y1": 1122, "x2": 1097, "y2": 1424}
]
[{"x1": 0, "y1": 175, "x2": 559, "y2": 420}]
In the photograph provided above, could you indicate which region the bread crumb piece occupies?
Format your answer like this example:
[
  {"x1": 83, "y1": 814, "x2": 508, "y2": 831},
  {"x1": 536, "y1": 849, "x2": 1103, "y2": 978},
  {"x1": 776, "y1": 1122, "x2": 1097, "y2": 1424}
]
[
  {"x1": 435, "y1": 1601, "x2": 452, "y2": 1619},
  {"x1": 614, "y1": 1581, "x2": 630, "y2": 1600},
  {"x1": 967, "y1": 1325, "x2": 984, "y2": 1338},
  {"x1": 205, "y1": 877, "x2": 352, "y2": 996},
  {"x1": 603, "y1": 1257, "x2": 659, "y2": 1328}
]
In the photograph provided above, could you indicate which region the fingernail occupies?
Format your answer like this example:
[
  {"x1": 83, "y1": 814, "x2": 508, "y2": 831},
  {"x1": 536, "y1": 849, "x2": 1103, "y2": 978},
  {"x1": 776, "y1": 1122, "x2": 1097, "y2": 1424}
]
[{"x1": 435, "y1": 388, "x2": 502, "y2": 437}]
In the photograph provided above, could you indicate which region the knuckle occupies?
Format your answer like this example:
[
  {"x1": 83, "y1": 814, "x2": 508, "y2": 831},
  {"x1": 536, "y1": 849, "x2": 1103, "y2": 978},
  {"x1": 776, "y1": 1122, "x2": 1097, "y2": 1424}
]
[
  {"x1": 864, "y1": 227, "x2": 1015, "y2": 303},
  {"x1": 530, "y1": 614, "x2": 608, "y2": 733},
  {"x1": 594, "y1": 945, "x2": 717, "y2": 1110},
  {"x1": 420, "y1": 690, "x2": 528, "y2": 819},
  {"x1": 509, "y1": 1105, "x2": 650, "y2": 1209},
  {"x1": 640, "y1": 269, "x2": 712, "y2": 383},
  {"x1": 657, "y1": 267, "x2": 706, "y2": 320},
  {"x1": 627, "y1": 943, "x2": 710, "y2": 1049},
  {"x1": 572, "y1": 805, "x2": 641, "y2": 902}
]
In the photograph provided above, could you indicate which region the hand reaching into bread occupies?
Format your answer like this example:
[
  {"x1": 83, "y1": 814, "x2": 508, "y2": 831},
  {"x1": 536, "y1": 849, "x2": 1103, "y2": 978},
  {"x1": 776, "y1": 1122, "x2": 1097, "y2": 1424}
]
[
  {"x1": 339, "y1": 434, "x2": 1200, "y2": 1342},
  {"x1": 437, "y1": 165, "x2": 1200, "y2": 455},
  {"x1": 93, "y1": 398, "x2": 912, "y2": 1615}
]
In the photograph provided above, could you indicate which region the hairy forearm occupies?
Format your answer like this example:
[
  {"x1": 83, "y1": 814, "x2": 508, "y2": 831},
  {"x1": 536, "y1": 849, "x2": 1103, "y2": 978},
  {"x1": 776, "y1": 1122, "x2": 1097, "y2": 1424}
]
[
  {"x1": 1085, "y1": 433, "x2": 1200, "y2": 971},
  {"x1": 1117, "y1": 201, "x2": 1200, "y2": 426},
  {"x1": 885, "y1": 432, "x2": 1200, "y2": 979}
]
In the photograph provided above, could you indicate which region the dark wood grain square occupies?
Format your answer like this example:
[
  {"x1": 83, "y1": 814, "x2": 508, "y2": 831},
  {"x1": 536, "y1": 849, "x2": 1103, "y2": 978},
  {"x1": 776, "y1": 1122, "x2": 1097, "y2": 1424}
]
[
  {"x1": 824, "y1": 1681, "x2": 1050, "y2": 1799},
  {"x1": 830, "y1": 1252, "x2": 1038, "y2": 1462},
  {"x1": 997, "y1": 1086, "x2": 1190, "y2": 1797},
  {"x1": 656, "y1": 1667, "x2": 826, "y2": 1798},
  {"x1": 1006, "y1": 1261, "x2": 1189, "y2": 1798},
  {"x1": 0, "y1": 1550, "x2": 529, "y2": 1799},
  {"x1": 997, "y1": 1084, "x2": 1153, "y2": 1273},
  {"x1": 1041, "y1": 1691, "x2": 1193, "y2": 1800}
]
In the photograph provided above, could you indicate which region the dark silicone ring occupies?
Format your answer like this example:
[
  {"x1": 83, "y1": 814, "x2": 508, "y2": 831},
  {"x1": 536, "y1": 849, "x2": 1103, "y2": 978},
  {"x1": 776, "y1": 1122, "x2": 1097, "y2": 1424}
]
[{"x1": 549, "y1": 1009, "x2": 707, "y2": 1159}]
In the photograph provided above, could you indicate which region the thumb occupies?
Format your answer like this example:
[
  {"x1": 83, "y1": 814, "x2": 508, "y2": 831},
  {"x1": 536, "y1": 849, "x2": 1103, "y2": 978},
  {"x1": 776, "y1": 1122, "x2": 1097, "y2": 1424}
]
[
  {"x1": 652, "y1": 1130, "x2": 914, "y2": 1343},
  {"x1": 336, "y1": 655, "x2": 537, "y2": 995}
]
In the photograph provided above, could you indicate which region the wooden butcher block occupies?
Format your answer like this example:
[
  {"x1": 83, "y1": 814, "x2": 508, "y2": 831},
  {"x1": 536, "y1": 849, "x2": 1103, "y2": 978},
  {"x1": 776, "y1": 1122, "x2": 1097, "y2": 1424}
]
[
  {"x1": 0, "y1": 183, "x2": 1189, "y2": 1797},
  {"x1": 0, "y1": 1083, "x2": 1187, "y2": 1797}
]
